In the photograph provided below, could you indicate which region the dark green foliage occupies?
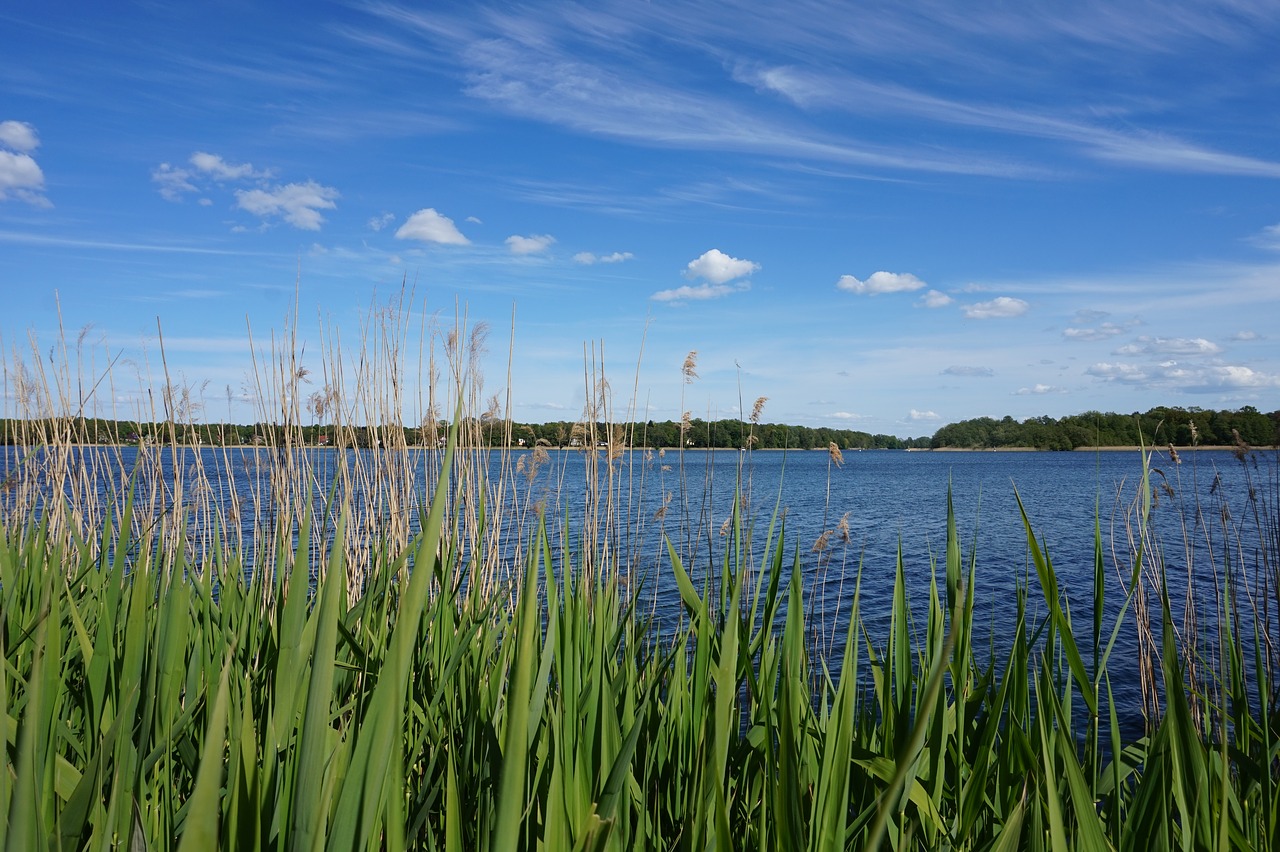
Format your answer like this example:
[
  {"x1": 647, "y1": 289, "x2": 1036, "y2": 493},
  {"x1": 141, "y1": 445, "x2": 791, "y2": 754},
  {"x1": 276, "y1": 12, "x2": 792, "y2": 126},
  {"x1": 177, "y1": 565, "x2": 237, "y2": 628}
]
[{"x1": 930, "y1": 405, "x2": 1280, "y2": 450}]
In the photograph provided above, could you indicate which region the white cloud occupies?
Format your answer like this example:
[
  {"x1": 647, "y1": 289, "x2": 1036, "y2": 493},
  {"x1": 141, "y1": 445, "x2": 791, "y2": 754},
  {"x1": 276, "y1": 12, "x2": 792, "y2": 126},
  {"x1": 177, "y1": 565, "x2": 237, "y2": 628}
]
[
  {"x1": 1015, "y1": 384, "x2": 1065, "y2": 395},
  {"x1": 394, "y1": 208, "x2": 470, "y2": 245},
  {"x1": 1085, "y1": 362, "x2": 1148, "y2": 383},
  {"x1": 1198, "y1": 365, "x2": 1280, "y2": 390},
  {"x1": 189, "y1": 152, "x2": 265, "y2": 181},
  {"x1": 152, "y1": 163, "x2": 197, "y2": 201},
  {"x1": 368, "y1": 212, "x2": 396, "y2": 231},
  {"x1": 829, "y1": 411, "x2": 869, "y2": 420},
  {"x1": 1073, "y1": 309, "x2": 1110, "y2": 324},
  {"x1": 0, "y1": 120, "x2": 48, "y2": 207},
  {"x1": 1063, "y1": 323, "x2": 1124, "y2": 341},
  {"x1": 651, "y1": 282, "x2": 747, "y2": 303},
  {"x1": 506, "y1": 233, "x2": 556, "y2": 254},
  {"x1": 1114, "y1": 336, "x2": 1221, "y2": 356},
  {"x1": 0, "y1": 120, "x2": 39, "y2": 153},
  {"x1": 943, "y1": 365, "x2": 994, "y2": 377},
  {"x1": 1251, "y1": 223, "x2": 1280, "y2": 250},
  {"x1": 837, "y1": 271, "x2": 926, "y2": 295},
  {"x1": 465, "y1": 215, "x2": 483, "y2": 224},
  {"x1": 909, "y1": 409, "x2": 941, "y2": 421},
  {"x1": 1231, "y1": 330, "x2": 1261, "y2": 341},
  {"x1": 917, "y1": 289, "x2": 953, "y2": 308},
  {"x1": 0, "y1": 151, "x2": 48, "y2": 206},
  {"x1": 235, "y1": 180, "x2": 339, "y2": 230},
  {"x1": 1088, "y1": 359, "x2": 1280, "y2": 392},
  {"x1": 686, "y1": 249, "x2": 759, "y2": 284},
  {"x1": 574, "y1": 250, "x2": 634, "y2": 265},
  {"x1": 963, "y1": 296, "x2": 1029, "y2": 319}
]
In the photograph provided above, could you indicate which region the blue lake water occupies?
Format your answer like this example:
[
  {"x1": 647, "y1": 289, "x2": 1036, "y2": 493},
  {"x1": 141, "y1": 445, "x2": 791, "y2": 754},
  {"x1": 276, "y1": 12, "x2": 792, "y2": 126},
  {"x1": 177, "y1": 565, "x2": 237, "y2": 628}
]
[{"x1": 4, "y1": 442, "x2": 1275, "y2": 736}]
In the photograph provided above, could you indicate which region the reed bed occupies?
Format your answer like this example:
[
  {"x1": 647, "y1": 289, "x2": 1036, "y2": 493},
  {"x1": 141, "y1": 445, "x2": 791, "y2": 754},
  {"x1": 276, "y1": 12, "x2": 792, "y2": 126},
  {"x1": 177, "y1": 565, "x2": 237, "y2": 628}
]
[{"x1": 1, "y1": 298, "x2": 1278, "y2": 850}]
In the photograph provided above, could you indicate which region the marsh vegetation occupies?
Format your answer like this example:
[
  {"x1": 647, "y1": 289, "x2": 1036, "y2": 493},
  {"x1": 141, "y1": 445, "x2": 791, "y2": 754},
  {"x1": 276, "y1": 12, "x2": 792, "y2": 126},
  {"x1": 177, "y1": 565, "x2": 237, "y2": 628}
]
[{"x1": 2, "y1": 298, "x2": 1277, "y2": 849}]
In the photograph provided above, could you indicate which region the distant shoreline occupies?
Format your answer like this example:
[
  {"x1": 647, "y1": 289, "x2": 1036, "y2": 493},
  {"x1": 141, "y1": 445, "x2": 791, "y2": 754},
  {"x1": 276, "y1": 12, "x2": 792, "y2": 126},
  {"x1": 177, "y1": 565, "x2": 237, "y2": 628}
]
[
  {"x1": 16, "y1": 442, "x2": 1250, "y2": 453},
  {"x1": 924, "y1": 445, "x2": 1239, "y2": 453}
]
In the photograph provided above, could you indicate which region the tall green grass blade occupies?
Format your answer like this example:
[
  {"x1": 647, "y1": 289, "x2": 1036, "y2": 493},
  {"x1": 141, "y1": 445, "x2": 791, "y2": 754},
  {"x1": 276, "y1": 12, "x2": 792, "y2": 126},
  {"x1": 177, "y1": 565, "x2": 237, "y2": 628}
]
[
  {"x1": 290, "y1": 510, "x2": 347, "y2": 851},
  {"x1": 490, "y1": 522, "x2": 545, "y2": 852},
  {"x1": 177, "y1": 649, "x2": 234, "y2": 852}
]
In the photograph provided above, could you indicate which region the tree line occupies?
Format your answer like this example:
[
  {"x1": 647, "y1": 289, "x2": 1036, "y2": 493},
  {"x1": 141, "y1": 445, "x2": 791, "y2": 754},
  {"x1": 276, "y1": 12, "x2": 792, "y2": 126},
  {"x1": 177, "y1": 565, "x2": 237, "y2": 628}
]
[
  {"x1": 3, "y1": 405, "x2": 1275, "y2": 450},
  {"x1": 0, "y1": 416, "x2": 926, "y2": 450},
  {"x1": 928, "y1": 406, "x2": 1279, "y2": 450}
]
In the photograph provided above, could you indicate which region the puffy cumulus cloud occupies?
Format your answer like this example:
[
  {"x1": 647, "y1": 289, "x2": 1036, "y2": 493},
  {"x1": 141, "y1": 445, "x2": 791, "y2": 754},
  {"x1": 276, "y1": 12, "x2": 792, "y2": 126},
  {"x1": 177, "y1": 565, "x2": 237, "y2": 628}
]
[
  {"x1": 651, "y1": 282, "x2": 748, "y2": 303},
  {"x1": 394, "y1": 208, "x2": 470, "y2": 245},
  {"x1": 505, "y1": 233, "x2": 555, "y2": 255},
  {"x1": 1086, "y1": 362, "x2": 1148, "y2": 383},
  {"x1": 235, "y1": 180, "x2": 339, "y2": 230},
  {"x1": 917, "y1": 289, "x2": 953, "y2": 308},
  {"x1": 1063, "y1": 323, "x2": 1125, "y2": 341},
  {"x1": 1014, "y1": 384, "x2": 1066, "y2": 395},
  {"x1": 0, "y1": 120, "x2": 39, "y2": 152},
  {"x1": 963, "y1": 296, "x2": 1029, "y2": 319},
  {"x1": 0, "y1": 120, "x2": 48, "y2": 207},
  {"x1": 573, "y1": 250, "x2": 634, "y2": 265},
  {"x1": 1114, "y1": 336, "x2": 1221, "y2": 357},
  {"x1": 828, "y1": 411, "x2": 869, "y2": 420},
  {"x1": 836, "y1": 271, "x2": 926, "y2": 295},
  {"x1": 1157, "y1": 362, "x2": 1280, "y2": 391},
  {"x1": 909, "y1": 409, "x2": 941, "y2": 421},
  {"x1": 368, "y1": 212, "x2": 396, "y2": 231},
  {"x1": 1199, "y1": 365, "x2": 1280, "y2": 390},
  {"x1": 686, "y1": 249, "x2": 759, "y2": 284},
  {"x1": 189, "y1": 152, "x2": 266, "y2": 181},
  {"x1": 1088, "y1": 360, "x2": 1280, "y2": 391},
  {"x1": 943, "y1": 366, "x2": 994, "y2": 377}
]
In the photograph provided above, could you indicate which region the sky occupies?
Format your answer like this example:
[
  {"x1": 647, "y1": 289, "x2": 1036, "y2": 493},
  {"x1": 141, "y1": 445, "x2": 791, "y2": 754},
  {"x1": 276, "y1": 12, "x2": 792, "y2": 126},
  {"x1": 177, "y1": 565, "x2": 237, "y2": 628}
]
[{"x1": 2, "y1": 1, "x2": 1279, "y2": 438}]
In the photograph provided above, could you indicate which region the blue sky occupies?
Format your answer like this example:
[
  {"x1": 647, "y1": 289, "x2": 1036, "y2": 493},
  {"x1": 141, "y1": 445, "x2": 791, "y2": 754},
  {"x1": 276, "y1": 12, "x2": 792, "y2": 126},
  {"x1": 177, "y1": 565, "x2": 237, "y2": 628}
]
[{"x1": 2, "y1": 1, "x2": 1278, "y2": 437}]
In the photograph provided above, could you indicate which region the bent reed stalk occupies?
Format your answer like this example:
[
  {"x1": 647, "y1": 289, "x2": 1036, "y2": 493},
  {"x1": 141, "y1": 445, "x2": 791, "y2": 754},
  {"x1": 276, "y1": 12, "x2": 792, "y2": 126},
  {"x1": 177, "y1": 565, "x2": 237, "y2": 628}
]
[{"x1": 2, "y1": 296, "x2": 1278, "y2": 850}]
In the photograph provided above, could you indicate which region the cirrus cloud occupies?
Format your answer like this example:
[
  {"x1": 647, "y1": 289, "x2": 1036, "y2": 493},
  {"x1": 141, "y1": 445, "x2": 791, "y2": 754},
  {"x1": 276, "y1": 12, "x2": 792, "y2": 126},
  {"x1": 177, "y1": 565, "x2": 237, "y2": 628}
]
[
  {"x1": 837, "y1": 271, "x2": 926, "y2": 295},
  {"x1": 395, "y1": 208, "x2": 471, "y2": 245}
]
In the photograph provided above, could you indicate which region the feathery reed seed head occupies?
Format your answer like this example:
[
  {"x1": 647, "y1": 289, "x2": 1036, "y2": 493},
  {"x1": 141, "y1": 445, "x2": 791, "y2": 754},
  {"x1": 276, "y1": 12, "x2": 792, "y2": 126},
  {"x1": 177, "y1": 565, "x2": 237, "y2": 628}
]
[
  {"x1": 828, "y1": 441, "x2": 844, "y2": 467},
  {"x1": 682, "y1": 350, "x2": 698, "y2": 383}
]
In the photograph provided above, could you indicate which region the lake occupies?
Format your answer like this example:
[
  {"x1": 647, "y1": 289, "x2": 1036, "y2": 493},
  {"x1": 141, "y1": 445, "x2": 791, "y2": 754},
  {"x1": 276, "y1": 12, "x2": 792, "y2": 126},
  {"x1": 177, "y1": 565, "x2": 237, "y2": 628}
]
[{"x1": 3, "y1": 441, "x2": 1275, "y2": 735}]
